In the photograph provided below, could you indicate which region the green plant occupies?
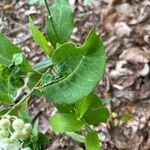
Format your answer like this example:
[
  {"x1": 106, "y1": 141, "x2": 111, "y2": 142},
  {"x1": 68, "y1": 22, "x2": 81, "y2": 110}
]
[{"x1": 0, "y1": 0, "x2": 109, "y2": 149}]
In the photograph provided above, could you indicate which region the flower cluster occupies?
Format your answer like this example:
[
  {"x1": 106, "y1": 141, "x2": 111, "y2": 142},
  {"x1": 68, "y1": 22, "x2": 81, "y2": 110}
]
[{"x1": 0, "y1": 115, "x2": 32, "y2": 150}]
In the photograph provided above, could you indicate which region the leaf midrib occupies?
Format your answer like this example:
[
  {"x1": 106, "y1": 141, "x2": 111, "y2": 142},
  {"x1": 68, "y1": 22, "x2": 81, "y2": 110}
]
[{"x1": 46, "y1": 53, "x2": 87, "y2": 87}]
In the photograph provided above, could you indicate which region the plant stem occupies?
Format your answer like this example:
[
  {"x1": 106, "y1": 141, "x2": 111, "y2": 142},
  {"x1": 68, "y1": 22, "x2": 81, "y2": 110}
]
[
  {"x1": 44, "y1": 0, "x2": 59, "y2": 42},
  {"x1": 6, "y1": 79, "x2": 41, "y2": 115}
]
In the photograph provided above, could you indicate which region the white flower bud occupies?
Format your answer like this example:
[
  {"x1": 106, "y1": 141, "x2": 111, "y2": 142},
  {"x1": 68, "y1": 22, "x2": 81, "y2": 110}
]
[
  {"x1": 10, "y1": 131, "x2": 21, "y2": 142},
  {"x1": 20, "y1": 129, "x2": 29, "y2": 141},
  {"x1": 0, "y1": 140, "x2": 21, "y2": 150},
  {"x1": 24, "y1": 123, "x2": 32, "y2": 133},
  {"x1": 0, "y1": 129, "x2": 9, "y2": 138},
  {"x1": 0, "y1": 118, "x2": 11, "y2": 129},
  {"x1": 12, "y1": 119, "x2": 24, "y2": 131}
]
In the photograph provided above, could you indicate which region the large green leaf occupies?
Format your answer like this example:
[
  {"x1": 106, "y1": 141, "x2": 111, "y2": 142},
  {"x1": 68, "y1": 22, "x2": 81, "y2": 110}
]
[
  {"x1": 29, "y1": 17, "x2": 52, "y2": 57},
  {"x1": 45, "y1": 0, "x2": 74, "y2": 47},
  {"x1": 50, "y1": 113, "x2": 84, "y2": 132},
  {"x1": 41, "y1": 28, "x2": 106, "y2": 104},
  {"x1": 0, "y1": 33, "x2": 31, "y2": 71},
  {"x1": 85, "y1": 131, "x2": 100, "y2": 150}
]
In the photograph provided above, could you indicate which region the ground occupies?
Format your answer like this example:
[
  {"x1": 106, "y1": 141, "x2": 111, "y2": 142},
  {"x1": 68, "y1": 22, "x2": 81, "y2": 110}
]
[{"x1": 0, "y1": 0, "x2": 150, "y2": 149}]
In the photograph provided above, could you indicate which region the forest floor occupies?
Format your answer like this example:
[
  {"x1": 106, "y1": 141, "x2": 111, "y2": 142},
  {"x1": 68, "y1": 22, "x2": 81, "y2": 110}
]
[{"x1": 0, "y1": 0, "x2": 150, "y2": 149}]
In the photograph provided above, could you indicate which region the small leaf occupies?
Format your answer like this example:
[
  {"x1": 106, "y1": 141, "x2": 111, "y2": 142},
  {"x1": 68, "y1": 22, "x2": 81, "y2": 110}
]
[
  {"x1": 76, "y1": 93, "x2": 94, "y2": 119},
  {"x1": 83, "y1": 95, "x2": 110, "y2": 125},
  {"x1": 37, "y1": 132, "x2": 49, "y2": 145},
  {"x1": 33, "y1": 119, "x2": 39, "y2": 137},
  {"x1": 50, "y1": 113, "x2": 84, "y2": 132},
  {"x1": 45, "y1": 0, "x2": 74, "y2": 47},
  {"x1": 41, "y1": 28, "x2": 106, "y2": 104},
  {"x1": 10, "y1": 77, "x2": 24, "y2": 88},
  {"x1": 17, "y1": 101, "x2": 31, "y2": 122},
  {"x1": 84, "y1": 107, "x2": 109, "y2": 125},
  {"x1": 66, "y1": 132, "x2": 85, "y2": 143},
  {"x1": 0, "y1": 33, "x2": 31, "y2": 71},
  {"x1": 12, "y1": 53, "x2": 23, "y2": 65},
  {"x1": 41, "y1": 72, "x2": 55, "y2": 86},
  {"x1": 0, "y1": 107, "x2": 18, "y2": 117},
  {"x1": 54, "y1": 103, "x2": 75, "y2": 113},
  {"x1": 85, "y1": 131, "x2": 100, "y2": 150},
  {"x1": 28, "y1": 0, "x2": 45, "y2": 5},
  {"x1": 29, "y1": 17, "x2": 52, "y2": 57},
  {"x1": 32, "y1": 59, "x2": 52, "y2": 72}
]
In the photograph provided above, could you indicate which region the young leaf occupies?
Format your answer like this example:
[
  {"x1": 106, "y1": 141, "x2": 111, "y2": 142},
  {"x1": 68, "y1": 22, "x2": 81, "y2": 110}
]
[
  {"x1": 0, "y1": 33, "x2": 20, "y2": 67},
  {"x1": 83, "y1": 96, "x2": 109, "y2": 125},
  {"x1": 41, "y1": 28, "x2": 106, "y2": 104},
  {"x1": 29, "y1": 17, "x2": 52, "y2": 57},
  {"x1": 0, "y1": 33, "x2": 31, "y2": 71},
  {"x1": 85, "y1": 131, "x2": 100, "y2": 150},
  {"x1": 12, "y1": 53, "x2": 23, "y2": 65},
  {"x1": 28, "y1": 0, "x2": 45, "y2": 5},
  {"x1": 66, "y1": 132, "x2": 85, "y2": 143},
  {"x1": 76, "y1": 93, "x2": 94, "y2": 120},
  {"x1": 32, "y1": 59, "x2": 52, "y2": 72},
  {"x1": 0, "y1": 107, "x2": 18, "y2": 117},
  {"x1": 84, "y1": 107, "x2": 109, "y2": 125},
  {"x1": 45, "y1": 0, "x2": 74, "y2": 47},
  {"x1": 54, "y1": 103, "x2": 75, "y2": 113},
  {"x1": 50, "y1": 113, "x2": 84, "y2": 132},
  {"x1": 17, "y1": 101, "x2": 31, "y2": 122},
  {"x1": 37, "y1": 132, "x2": 49, "y2": 145}
]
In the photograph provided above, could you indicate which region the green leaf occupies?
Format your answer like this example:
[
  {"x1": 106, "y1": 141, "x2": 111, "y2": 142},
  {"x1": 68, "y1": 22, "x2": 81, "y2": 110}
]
[
  {"x1": 0, "y1": 33, "x2": 31, "y2": 72},
  {"x1": 27, "y1": 59, "x2": 53, "y2": 96},
  {"x1": 66, "y1": 132, "x2": 85, "y2": 143},
  {"x1": 85, "y1": 131, "x2": 100, "y2": 150},
  {"x1": 28, "y1": 0, "x2": 45, "y2": 5},
  {"x1": 12, "y1": 53, "x2": 23, "y2": 65},
  {"x1": 82, "y1": 94, "x2": 109, "y2": 125},
  {"x1": 45, "y1": 0, "x2": 74, "y2": 47},
  {"x1": 50, "y1": 113, "x2": 84, "y2": 132},
  {"x1": 84, "y1": 107, "x2": 109, "y2": 125},
  {"x1": 54, "y1": 103, "x2": 75, "y2": 113},
  {"x1": 29, "y1": 17, "x2": 52, "y2": 57},
  {"x1": 76, "y1": 93, "x2": 94, "y2": 120},
  {"x1": 17, "y1": 101, "x2": 31, "y2": 122},
  {"x1": 10, "y1": 77, "x2": 24, "y2": 88},
  {"x1": 33, "y1": 119, "x2": 39, "y2": 137},
  {"x1": 0, "y1": 107, "x2": 18, "y2": 117},
  {"x1": 0, "y1": 79, "x2": 15, "y2": 104},
  {"x1": 41, "y1": 28, "x2": 106, "y2": 104},
  {"x1": 0, "y1": 33, "x2": 20, "y2": 67},
  {"x1": 37, "y1": 132, "x2": 49, "y2": 145},
  {"x1": 32, "y1": 59, "x2": 52, "y2": 72}
]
